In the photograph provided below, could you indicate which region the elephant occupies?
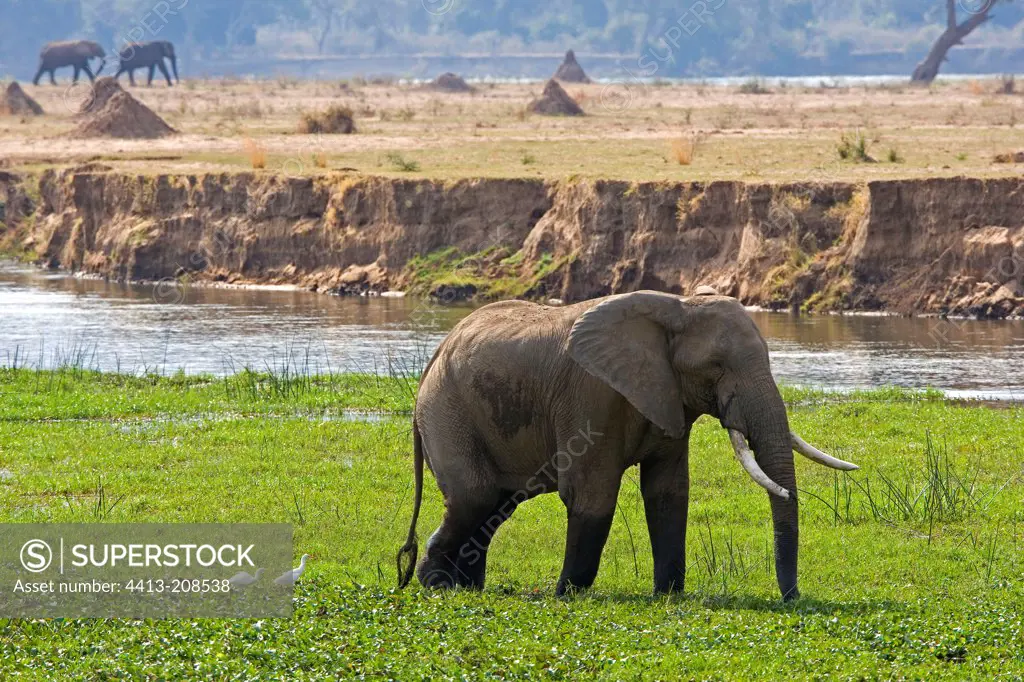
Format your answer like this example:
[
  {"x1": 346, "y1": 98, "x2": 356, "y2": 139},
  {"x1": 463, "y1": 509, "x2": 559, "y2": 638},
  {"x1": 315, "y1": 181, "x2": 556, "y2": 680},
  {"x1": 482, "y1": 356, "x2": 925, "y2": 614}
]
[
  {"x1": 33, "y1": 41, "x2": 106, "y2": 85},
  {"x1": 114, "y1": 41, "x2": 179, "y2": 87},
  {"x1": 396, "y1": 289, "x2": 858, "y2": 600}
]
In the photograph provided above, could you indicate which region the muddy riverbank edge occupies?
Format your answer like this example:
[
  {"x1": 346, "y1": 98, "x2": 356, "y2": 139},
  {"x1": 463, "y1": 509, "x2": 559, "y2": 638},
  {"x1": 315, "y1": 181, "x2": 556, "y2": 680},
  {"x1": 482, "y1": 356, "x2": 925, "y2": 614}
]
[{"x1": 1, "y1": 168, "x2": 1021, "y2": 317}]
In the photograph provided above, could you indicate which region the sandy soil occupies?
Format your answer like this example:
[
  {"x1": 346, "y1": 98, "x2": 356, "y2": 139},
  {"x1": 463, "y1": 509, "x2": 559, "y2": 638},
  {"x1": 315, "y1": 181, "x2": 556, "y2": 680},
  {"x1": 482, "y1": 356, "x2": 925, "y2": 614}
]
[{"x1": 0, "y1": 77, "x2": 1022, "y2": 181}]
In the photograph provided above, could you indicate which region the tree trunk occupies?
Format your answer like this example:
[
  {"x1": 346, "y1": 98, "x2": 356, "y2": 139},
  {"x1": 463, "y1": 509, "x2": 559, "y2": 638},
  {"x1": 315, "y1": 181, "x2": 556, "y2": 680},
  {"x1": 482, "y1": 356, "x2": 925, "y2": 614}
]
[
  {"x1": 911, "y1": 0, "x2": 993, "y2": 83},
  {"x1": 316, "y1": 2, "x2": 335, "y2": 55}
]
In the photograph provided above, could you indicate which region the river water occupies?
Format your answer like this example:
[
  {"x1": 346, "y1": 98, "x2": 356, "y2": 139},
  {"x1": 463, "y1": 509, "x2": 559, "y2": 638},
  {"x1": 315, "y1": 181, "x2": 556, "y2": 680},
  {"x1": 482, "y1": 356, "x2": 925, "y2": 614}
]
[{"x1": 1, "y1": 261, "x2": 1022, "y2": 399}]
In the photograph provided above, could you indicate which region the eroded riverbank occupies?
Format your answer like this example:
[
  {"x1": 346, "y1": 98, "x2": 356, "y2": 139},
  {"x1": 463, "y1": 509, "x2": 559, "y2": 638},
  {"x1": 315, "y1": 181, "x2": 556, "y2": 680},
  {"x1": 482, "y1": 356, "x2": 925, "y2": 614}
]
[{"x1": 1, "y1": 169, "x2": 1022, "y2": 318}]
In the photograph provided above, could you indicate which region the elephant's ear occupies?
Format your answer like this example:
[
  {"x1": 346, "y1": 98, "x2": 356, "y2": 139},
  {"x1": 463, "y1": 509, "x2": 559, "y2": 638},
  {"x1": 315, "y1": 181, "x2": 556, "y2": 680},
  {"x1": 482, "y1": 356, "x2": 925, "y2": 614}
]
[{"x1": 568, "y1": 291, "x2": 688, "y2": 439}]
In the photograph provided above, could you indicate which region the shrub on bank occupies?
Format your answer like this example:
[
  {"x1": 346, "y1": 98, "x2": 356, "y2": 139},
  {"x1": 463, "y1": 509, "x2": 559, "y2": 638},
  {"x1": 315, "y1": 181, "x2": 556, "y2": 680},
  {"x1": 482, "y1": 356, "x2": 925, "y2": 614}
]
[{"x1": 299, "y1": 105, "x2": 356, "y2": 134}]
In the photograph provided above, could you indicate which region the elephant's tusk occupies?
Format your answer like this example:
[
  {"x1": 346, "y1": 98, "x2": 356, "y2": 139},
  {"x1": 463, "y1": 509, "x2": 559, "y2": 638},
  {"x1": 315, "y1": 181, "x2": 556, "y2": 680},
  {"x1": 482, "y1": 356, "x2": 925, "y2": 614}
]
[
  {"x1": 791, "y1": 432, "x2": 860, "y2": 471},
  {"x1": 728, "y1": 430, "x2": 791, "y2": 500}
]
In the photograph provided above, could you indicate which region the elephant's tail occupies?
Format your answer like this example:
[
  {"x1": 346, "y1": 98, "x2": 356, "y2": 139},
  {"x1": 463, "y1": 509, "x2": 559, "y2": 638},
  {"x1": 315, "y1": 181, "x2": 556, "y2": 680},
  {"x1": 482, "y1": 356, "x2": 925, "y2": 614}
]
[{"x1": 396, "y1": 418, "x2": 424, "y2": 588}]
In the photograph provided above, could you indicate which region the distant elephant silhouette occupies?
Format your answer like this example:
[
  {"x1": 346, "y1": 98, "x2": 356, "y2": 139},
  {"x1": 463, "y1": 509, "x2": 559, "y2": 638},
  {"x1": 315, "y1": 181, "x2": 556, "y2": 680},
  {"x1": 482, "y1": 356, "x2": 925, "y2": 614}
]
[
  {"x1": 34, "y1": 40, "x2": 106, "y2": 85},
  {"x1": 115, "y1": 40, "x2": 179, "y2": 87}
]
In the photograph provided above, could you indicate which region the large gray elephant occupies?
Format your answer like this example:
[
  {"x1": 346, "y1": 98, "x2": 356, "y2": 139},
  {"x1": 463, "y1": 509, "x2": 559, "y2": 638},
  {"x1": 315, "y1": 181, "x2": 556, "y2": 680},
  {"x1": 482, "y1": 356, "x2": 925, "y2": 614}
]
[
  {"x1": 33, "y1": 41, "x2": 106, "y2": 85},
  {"x1": 397, "y1": 289, "x2": 857, "y2": 600},
  {"x1": 114, "y1": 41, "x2": 179, "y2": 87}
]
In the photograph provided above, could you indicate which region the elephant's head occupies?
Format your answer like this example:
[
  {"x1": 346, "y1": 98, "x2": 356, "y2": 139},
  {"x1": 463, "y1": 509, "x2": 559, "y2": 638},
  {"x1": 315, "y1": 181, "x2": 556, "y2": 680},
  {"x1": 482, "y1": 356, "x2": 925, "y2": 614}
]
[
  {"x1": 568, "y1": 289, "x2": 857, "y2": 600},
  {"x1": 82, "y1": 41, "x2": 106, "y2": 72},
  {"x1": 158, "y1": 41, "x2": 179, "y2": 83}
]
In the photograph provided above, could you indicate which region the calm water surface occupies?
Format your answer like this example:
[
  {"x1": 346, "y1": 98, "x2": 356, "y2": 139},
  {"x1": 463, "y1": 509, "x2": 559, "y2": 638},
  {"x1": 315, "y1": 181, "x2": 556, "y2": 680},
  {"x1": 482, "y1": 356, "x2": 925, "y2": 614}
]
[{"x1": 1, "y1": 261, "x2": 1022, "y2": 399}]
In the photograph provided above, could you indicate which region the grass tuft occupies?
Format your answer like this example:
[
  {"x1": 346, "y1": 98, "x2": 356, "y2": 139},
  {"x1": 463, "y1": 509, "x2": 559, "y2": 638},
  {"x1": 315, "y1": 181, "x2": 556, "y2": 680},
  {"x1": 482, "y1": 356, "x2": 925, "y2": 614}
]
[
  {"x1": 384, "y1": 152, "x2": 421, "y2": 172},
  {"x1": 243, "y1": 138, "x2": 267, "y2": 169},
  {"x1": 837, "y1": 131, "x2": 875, "y2": 163},
  {"x1": 670, "y1": 133, "x2": 705, "y2": 165}
]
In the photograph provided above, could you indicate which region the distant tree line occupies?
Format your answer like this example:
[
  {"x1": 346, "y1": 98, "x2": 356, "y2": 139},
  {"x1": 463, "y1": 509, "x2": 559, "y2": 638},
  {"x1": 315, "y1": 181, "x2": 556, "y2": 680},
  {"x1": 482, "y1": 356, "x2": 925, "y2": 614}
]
[{"x1": 1, "y1": 0, "x2": 1021, "y2": 78}]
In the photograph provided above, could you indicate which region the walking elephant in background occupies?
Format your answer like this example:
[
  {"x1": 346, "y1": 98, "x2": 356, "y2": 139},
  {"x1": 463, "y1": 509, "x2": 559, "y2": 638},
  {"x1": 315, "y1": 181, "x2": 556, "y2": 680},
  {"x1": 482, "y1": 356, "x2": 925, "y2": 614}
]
[
  {"x1": 33, "y1": 41, "x2": 106, "y2": 85},
  {"x1": 115, "y1": 40, "x2": 179, "y2": 86},
  {"x1": 397, "y1": 289, "x2": 859, "y2": 600}
]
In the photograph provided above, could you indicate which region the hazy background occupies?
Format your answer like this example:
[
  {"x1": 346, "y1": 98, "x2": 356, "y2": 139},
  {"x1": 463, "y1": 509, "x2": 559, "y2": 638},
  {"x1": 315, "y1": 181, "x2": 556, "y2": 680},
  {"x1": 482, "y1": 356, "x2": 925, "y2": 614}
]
[{"x1": 1, "y1": 0, "x2": 1022, "y2": 80}]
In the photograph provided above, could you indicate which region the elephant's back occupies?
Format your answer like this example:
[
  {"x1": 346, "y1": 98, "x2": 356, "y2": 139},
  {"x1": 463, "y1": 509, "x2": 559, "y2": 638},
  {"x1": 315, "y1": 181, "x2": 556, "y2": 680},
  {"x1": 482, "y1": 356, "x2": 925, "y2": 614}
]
[
  {"x1": 430, "y1": 300, "x2": 590, "y2": 371},
  {"x1": 423, "y1": 298, "x2": 603, "y2": 378},
  {"x1": 447, "y1": 298, "x2": 599, "y2": 337},
  {"x1": 419, "y1": 300, "x2": 580, "y2": 424},
  {"x1": 41, "y1": 41, "x2": 72, "y2": 54}
]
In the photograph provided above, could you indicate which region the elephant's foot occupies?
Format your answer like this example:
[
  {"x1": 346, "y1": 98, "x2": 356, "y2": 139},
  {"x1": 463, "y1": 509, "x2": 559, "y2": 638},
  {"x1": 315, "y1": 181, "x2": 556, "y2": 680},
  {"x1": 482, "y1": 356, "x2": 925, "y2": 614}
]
[
  {"x1": 555, "y1": 578, "x2": 593, "y2": 597},
  {"x1": 416, "y1": 555, "x2": 486, "y2": 589},
  {"x1": 652, "y1": 560, "x2": 686, "y2": 595},
  {"x1": 652, "y1": 573, "x2": 686, "y2": 596},
  {"x1": 416, "y1": 561, "x2": 459, "y2": 589},
  {"x1": 453, "y1": 551, "x2": 487, "y2": 589}
]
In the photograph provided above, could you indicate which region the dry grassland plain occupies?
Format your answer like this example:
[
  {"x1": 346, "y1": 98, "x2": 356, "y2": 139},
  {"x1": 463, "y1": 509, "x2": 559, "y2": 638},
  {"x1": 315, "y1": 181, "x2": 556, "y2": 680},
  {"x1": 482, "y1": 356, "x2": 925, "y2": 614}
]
[{"x1": 1, "y1": 77, "x2": 1022, "y2": 182}]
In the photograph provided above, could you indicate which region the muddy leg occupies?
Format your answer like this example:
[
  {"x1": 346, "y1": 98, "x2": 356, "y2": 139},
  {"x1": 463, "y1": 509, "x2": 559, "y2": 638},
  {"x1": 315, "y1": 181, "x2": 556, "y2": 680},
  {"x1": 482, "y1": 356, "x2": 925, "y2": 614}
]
[
  {"x1": 555, "y1": 474, "x2": 621, "y2": 596},
  {"x1": 417, "y1": 491, "x2": 500, "y2": 589},
  {"x1": 641, "y1": 445, "x2": 690, "y2": 594},
  {"x1": 454, "y1": 491, "x2": 523, "y2": 588}
]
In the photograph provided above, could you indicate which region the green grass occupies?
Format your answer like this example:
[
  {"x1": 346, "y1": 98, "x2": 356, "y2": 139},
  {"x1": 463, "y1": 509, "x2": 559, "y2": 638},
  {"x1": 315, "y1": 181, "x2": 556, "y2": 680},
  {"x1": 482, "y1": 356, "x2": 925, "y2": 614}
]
[
  {"x1": 399, "y1": 246, "x2": 576, "y2": 302},
  {"x1": 1, "y1": 369, "x2": 1023, "y2": 679},
  {"x1": 837, "y1": 131, "x2": 875, "y2": 163}
]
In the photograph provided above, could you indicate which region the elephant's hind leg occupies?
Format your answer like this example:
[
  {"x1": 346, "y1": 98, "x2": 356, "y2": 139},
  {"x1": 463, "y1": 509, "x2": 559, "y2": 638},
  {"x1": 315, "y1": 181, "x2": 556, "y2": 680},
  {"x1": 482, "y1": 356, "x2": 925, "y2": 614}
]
[
  {"x1": 417, "y1": 489, "x2": 502, "y2": 589},
  {"x1": 453, "y1": 491, "x2": 522, "y2": 588}
]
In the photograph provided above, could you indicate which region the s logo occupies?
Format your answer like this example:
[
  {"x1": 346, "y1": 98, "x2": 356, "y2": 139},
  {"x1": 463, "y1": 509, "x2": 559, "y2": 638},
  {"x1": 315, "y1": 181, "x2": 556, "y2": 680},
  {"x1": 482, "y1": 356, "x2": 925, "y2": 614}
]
[{"x1": 20, "y1": 539, "x2": 53, "y2": 573}]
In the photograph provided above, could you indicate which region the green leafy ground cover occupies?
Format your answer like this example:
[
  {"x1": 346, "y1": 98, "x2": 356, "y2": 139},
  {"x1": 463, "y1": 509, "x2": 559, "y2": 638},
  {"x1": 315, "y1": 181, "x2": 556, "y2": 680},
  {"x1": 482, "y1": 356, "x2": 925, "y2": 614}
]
[{"x1": 0, "y1": 369, "x2": 1022, "y2": 679}]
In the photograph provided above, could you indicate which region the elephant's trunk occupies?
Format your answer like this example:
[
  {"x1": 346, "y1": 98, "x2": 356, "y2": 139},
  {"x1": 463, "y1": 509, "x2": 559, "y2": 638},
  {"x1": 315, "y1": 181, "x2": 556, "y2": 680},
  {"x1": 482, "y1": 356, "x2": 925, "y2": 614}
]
[
  {"x1": 169, "y1": 55, "x2": 179, "y2": 83},
  {"x1": 735, "y1": 371, "x2": 800, "y2": 601}
]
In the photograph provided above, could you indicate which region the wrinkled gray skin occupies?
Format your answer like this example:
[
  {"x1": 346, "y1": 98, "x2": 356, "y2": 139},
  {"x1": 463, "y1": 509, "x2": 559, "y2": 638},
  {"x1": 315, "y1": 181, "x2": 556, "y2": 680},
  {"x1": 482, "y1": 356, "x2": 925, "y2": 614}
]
[
  {"x1": 398, "y1": 290, "x2": 803, "y2": 600},
  {"x1": 114, "y1": 41, "x2": 179, "y2": 87},
  {"x1": 33, "y1": 41, "x2": 106, "y2": 85}
]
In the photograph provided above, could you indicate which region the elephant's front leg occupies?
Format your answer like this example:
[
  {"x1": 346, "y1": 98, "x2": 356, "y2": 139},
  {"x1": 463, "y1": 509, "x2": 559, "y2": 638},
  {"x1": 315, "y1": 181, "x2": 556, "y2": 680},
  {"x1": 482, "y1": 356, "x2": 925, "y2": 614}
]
[
  {"x1": 640, "y1": 443, "x2": 690, "y2": 594},
  {"x1": 556, "y1": 462, "x2": 621, "y2": 596}
]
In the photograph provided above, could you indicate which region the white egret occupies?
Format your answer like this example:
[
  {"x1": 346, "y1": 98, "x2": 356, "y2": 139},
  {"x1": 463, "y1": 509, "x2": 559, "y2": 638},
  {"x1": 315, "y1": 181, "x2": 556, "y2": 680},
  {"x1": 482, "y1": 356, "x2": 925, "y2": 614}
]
[
  {"x1": 228, "y1": 567, "x2": 265, "y2": 588},
  {"x1": 274, "y1": 554, "x2": 310, "y2": 586}
]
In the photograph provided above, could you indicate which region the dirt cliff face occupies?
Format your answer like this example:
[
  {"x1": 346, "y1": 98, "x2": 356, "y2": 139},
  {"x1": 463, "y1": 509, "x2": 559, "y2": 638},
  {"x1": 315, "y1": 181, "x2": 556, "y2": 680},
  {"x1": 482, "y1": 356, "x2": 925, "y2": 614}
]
[{"x1": 3, "y1": 169, "x2": 1022, "y2": 318}]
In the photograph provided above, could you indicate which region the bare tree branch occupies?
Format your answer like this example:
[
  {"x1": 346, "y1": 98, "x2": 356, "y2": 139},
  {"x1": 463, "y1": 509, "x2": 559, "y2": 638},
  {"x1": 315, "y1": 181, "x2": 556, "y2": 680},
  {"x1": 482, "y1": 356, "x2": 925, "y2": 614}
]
[{"x1": 912, "y1": 0, "x2": 998, "y2": 83}]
